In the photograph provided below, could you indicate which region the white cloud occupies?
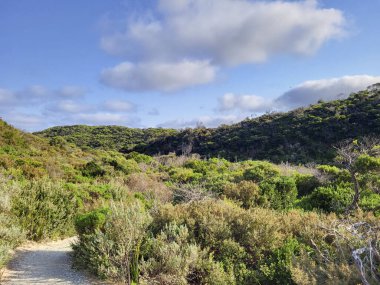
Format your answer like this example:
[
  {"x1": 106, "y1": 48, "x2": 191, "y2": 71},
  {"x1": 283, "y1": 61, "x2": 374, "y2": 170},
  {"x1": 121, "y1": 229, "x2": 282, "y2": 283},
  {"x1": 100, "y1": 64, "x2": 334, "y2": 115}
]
[
  {"x1": 219, "y1": 93, "x2": 272, "y2": 112},
  {"x1": 0, "y1": 85, "x2": 141, "y2": 131},
  {"x1": 101, "y1": 60, "x2": 216, "y2": 92},
  {"x1": 102, "y1": 0, "x2": 345, "y2": 66},
  {"x1": 218, "y1": 75, "x2": 380, "y2": 113},
  {"x1": 2, "y1": 113, "x2": 46, "y2": 131},
  {"x1": 104, "y1": 99, "x2": 136, "y2": 112},
  {"x1": 275, "y1": 75, "x2": 380, "y2": 109}
]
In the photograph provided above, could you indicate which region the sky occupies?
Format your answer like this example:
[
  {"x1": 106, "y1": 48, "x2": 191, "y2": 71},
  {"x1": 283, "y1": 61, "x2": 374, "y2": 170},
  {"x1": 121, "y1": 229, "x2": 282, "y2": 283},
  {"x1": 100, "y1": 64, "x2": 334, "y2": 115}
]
[{"x1": 0, "y1": 0, "x2": 380, "y2": 131}]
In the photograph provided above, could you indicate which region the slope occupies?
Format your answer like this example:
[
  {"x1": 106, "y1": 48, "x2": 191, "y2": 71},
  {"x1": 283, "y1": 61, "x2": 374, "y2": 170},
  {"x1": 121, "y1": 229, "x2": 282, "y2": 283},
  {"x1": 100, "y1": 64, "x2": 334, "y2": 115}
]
[{"x1": 35, "y1": 88, "x2": 380, "y2": 163}]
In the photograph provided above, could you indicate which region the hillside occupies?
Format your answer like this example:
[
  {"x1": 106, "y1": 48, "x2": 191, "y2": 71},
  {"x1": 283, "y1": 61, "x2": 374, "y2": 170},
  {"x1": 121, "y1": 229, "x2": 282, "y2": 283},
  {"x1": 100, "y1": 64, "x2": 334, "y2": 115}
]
[
  {"x1": 36, "y1": 88, "x2": 380, "y2": 163},
  {"x1": 35, "y1": 125, "x2": 178, "y2": 152},
  {"x1": 0, "y1": 119, "x2": 89, "y2": 179},
  {"x1": 2, "y1": 115, "x2": 380, "y2": 284}
]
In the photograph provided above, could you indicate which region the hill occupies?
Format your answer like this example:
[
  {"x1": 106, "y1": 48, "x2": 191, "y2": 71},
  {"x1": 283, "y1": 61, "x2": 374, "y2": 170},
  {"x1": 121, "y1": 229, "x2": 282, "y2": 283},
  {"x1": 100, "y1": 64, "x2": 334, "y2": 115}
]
[
  {"x1": 36, "y1": 87, "x2": 380, "y2": 163},
  {"x1": 0, "y1": 119, "x2": 90, "y2": 179},
  {"x1": 35, "y1": 125, "x2": 178, "y2": 152},
  {"x1": 2, "y1": 113, "x2": 380, "y2": 284}
]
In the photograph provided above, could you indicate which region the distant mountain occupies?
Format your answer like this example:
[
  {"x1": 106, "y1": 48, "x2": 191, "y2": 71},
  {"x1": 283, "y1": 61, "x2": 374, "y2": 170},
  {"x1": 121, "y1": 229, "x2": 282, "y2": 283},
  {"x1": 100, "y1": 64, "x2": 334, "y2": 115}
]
[{"x1": 36, "y1": 88, "x2": 380, "y2": 163}]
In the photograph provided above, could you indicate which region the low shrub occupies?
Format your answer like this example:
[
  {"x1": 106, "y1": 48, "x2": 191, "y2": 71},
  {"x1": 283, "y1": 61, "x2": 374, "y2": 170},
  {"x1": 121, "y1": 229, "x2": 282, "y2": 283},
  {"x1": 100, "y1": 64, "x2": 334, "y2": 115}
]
[
  {"x1": 12, "y1": 178, "x2": 78, "y2": 240},
  {"x1": 73, "y1": 200, "x2": 152, "y2": 283}
]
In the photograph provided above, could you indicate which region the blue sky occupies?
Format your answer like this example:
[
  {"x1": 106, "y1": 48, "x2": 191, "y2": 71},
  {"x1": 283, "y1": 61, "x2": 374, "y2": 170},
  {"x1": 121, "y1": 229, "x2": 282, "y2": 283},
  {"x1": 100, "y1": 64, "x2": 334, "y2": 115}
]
[{"x1": 0, "y1": 0, "x2": 379, "y2": 131}]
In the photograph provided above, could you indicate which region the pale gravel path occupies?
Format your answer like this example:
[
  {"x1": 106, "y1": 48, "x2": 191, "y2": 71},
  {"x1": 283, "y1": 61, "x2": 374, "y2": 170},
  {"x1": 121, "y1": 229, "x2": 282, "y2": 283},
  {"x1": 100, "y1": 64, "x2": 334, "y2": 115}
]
[{"x1": 1, "y1": 237, "x2": 106, "y2": 285}]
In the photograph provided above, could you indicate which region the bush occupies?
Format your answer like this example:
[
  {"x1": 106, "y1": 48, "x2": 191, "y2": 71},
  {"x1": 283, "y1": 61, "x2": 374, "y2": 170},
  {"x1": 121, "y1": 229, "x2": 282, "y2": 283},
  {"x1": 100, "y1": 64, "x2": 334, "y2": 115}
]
[
  {"x1": 293, "y1": 174, "x2": 320, "y2": 197},
  {"x1": 141, "y1": 223, "x2": 234, "y2": 285},
  {"x1": 73, "y1": 200, "x2": 152, "y2": 283},
  {"x1": 81, "y1": 161, "x2": 105, "y2": 177},
  {"x1": 0, "y1": 178, "x2": 25, "y2": 267},
  {"x1": 75, "y1": 207, "x2": 109, "y2": 235},
  {"x1": 299, "y1": 182, "x2": 353, "y2": 213},
  {"x1": 12, "y1": 178, "x2": 78, "y2": 240},
  {"x1": 243, "y1": 161, "x2": 280, "y2": 182},
  {"x1": 223, "y1": 181, "x2": 263, "y2": 209},
  {"x1": 260, "y1": 176, "x2": 298, "y2": 210}
]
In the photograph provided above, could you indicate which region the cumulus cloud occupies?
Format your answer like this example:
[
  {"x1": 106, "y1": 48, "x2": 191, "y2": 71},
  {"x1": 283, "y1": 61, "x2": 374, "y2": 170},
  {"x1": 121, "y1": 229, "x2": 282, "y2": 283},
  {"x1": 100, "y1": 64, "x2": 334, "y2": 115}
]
[
  {"x1": 102, "y1": 0, "x2": 345, "y2": 66},
  {"x1": 101, "y1": 60, "x2": 216, "y2": 92},
  {"x1": 275, "y1": 75, "x2": 380, "y2": 108},
  {"x1": 218, "y1": 75, "x2": 380, "y2": 113}
]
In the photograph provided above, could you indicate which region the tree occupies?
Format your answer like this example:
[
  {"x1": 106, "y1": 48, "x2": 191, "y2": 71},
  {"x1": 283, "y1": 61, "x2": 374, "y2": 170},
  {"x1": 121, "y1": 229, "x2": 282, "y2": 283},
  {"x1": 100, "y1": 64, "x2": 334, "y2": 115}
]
[{"x1": 334, "y1": 137, "x2": 380, "y2": 213}]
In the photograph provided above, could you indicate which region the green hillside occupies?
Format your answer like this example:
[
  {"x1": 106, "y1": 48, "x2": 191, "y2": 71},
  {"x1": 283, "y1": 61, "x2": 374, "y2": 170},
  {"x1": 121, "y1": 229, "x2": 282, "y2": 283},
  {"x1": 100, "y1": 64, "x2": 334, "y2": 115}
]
[
  {"x1": 133, "y1": 88, "x2": 380, "y2": 163},
  {"x1": 1, "y1": 114, "x2": 380, "y2": 284},
  {"x1": 36, "y1": 88, "x2": 380, "y2": 163},
  {"x1": 35, "y1": 125, "x2": 178, "y2": 152}
]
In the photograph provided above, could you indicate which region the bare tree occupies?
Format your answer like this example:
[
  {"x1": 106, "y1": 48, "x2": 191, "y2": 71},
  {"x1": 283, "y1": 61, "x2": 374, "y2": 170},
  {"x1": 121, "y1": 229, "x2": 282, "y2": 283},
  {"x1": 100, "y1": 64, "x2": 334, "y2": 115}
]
[
  {"x1": 334, "y1": 137, "x2": 380, "y2": 213},
  {"x1": 318, "y1": 220, "x2": 380, "y2": 285}
]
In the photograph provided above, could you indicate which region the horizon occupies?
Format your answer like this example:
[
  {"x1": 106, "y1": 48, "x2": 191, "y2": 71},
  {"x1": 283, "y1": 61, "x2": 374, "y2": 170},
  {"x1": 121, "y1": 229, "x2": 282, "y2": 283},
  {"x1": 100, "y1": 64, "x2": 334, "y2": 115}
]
[{"x1": 1, "y1": 0, "x2": 380, "y2": 131}]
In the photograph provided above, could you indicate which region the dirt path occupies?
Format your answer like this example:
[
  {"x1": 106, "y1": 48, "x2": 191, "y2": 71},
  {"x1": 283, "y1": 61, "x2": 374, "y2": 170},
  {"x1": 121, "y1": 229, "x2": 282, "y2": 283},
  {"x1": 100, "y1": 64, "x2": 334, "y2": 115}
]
[{"x1": 1, "y1": 237, "x2": 105, "y2": 285}]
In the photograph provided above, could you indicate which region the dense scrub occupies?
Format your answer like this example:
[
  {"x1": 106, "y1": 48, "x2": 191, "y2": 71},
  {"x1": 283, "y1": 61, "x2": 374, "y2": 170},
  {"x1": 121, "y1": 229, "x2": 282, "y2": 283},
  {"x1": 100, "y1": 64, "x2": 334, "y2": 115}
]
[
  {"x1": 36, "y1": 88, "x2": 380, "y2": 163},
  {"x1": 1, "y1": 89, "x2": 380, "y2": 284},
  {"x1": 133, "y1": 89, "x2": 380, "y2": 163},
  {"x1": 35, "y1": 125, "x2": 177, "y2": 152},
  {"x1": 71, "y1": 146, "x2": 379, "y2": 284}
]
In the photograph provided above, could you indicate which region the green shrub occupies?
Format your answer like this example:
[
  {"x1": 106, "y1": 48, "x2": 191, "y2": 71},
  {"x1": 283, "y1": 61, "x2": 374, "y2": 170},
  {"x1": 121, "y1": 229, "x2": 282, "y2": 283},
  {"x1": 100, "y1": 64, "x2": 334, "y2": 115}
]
[
  {"x1": 243, "y1": 161, "x2": 280, "y2": 182},
  {"x1": 124, "y1": 152, "x2": 153, "y2": 164},
  {"x1": 299, "y1": 182, "x2": 353, "y2": 213},
  {"x1": 81, "y1": 161, "x2": 105, "y2": 177},
  {"x1": 141, "y1": 223, "x2": 234, "y2": 285},
  {"x1": 75, "y1": 207, "x2": 109, "y2": 235},
  {"x1": 12, "y1": 178, "x2": 78, "y2": 240},
  {"x1": 223, "y1": 181, "x2": 264, "y2": 209},
  {"x1": 0, "y1": 179, "x2": 25, "y2": 267},
  {"x1": 73, "y1": 200, "x2": 152, "y2": 283},
  {"x1": 258, "y1": 238, "x2": 301, "y2": 285},
  {"x1": 293, "y1": 174, "x2": 320, "y2": 197},
  {"x1": 260, "y1": 176, "x2": 298, "y2": 210}
]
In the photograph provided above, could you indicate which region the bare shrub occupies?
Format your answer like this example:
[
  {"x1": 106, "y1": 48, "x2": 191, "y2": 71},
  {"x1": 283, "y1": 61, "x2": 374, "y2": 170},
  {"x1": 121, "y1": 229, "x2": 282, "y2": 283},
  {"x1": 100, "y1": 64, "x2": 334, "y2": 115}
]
[{"x1": 127, "y1": 173, "x2": 173, "y2": 204}]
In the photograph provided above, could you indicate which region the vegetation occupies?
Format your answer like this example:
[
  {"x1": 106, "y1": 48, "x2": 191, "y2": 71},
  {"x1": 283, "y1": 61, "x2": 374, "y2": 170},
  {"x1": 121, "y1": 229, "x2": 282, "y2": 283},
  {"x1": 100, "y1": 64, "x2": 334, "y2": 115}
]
[
  {"x1": 35, "y1": 125, "x2": 177, "y2": 152},
  {"x1": 36, "y1": 88, "x2": 380, "y2": 163},
  {"x1": 1, "y1": 89, "x2": 379, "y2": 284}
]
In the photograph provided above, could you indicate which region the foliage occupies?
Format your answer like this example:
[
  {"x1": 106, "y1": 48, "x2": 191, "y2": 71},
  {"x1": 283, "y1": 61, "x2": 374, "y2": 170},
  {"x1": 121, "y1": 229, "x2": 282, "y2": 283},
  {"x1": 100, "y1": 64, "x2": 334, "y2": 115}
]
[
  {"x1": 12, "y1": 178, "x2": 78, "y2": 241},
  {"x1": 0, "y1": 89, "x2": 380, "y2": 285},
  {"x1": 0, "y1": 178, "x2": 25, "y2": 267},
  {"x1": 127, "y1": 89, "x2": 380, "y2": 164},
  {"x1": 73, "y1": 200, "x2": 152, "y2": 283}
]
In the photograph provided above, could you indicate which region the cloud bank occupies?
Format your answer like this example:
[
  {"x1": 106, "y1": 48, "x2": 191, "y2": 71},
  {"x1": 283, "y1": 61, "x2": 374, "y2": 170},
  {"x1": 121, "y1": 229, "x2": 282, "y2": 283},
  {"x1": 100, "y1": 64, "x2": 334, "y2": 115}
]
[
  {"x1": 100, "y1": 0, "x2": 346, "y2": 92},
  {"x1": 218, "y1": 75, "x2": 380, "y2": 113},
  {"x1": 0, "y1": 86, "x2": 139, "y2": 131}
]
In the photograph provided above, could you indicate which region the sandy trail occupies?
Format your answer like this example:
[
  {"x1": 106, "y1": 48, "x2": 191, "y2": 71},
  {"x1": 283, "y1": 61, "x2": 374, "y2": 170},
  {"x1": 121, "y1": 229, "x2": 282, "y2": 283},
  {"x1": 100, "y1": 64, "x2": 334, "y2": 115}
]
[{"x1": 1, "y1": 237, "x2": 105, "y2": 285}]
